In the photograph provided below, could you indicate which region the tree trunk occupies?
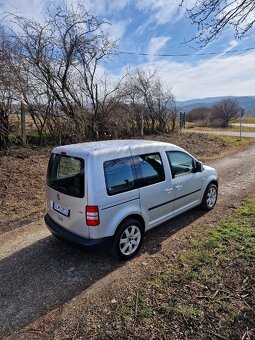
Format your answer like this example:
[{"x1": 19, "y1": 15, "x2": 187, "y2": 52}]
[{"x1": 140, "y1": 111, "x2": 144, "y2": 137}]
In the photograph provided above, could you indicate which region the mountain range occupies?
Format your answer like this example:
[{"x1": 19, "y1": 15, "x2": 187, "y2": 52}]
[{"x1": 177, "y1": 96, "x2": 255, "y2": 114}]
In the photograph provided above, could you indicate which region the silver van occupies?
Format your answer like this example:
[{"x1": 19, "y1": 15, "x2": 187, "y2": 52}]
[{"x1": 45, "y1": 140, "x2": 218, "y2": 259}]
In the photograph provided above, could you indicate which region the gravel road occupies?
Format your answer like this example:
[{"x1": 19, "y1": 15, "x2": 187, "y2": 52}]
[
  {"x1": 231, "y1": 123, "x2": 255, "y2": 128},
  {"x1": 1, "y1": 143, "x2": 255, "y2": 337}
]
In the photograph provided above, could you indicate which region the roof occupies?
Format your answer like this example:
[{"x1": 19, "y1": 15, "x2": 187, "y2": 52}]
[{"x1": 52, "y1": 139, "x2": 183, "y2": 157}]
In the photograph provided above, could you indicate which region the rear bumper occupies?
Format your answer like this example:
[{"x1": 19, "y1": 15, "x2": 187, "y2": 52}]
[{"x1": 44, "y1": 214, "x2": 113, "y2": 251}]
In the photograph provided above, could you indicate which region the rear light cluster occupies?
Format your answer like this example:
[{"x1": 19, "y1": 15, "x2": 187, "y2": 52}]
[{"x1": 86, "y1": 205, "x2": 100, "y2": 226}]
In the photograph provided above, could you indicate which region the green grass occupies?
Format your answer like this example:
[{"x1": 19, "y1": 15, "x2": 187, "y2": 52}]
[
  {"x1": 119, "y1": 198, "x2": 255, "y2": 338},
  {"x1": 232, "y1": 117, "x2": 255, "y2": 124},
  {"x1": 215, "y1": 135, "x2": 255, "y2": 148},
  {"x1": 187, "y1": 125, "x2": 255, "y2": 133},
  {"x1": 139, "y1": 307, "x2": 153, "y2": 319},
  {"x1": 229, "y1": 125, "x2": 255, "y2": 132}
]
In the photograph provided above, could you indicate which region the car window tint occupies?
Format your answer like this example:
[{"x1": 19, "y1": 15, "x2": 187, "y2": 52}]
[
  {"x1": 166, "y1": 151, "x2": 193, "y2": 178},
  {"x1": 47, "y1": 154, "x2": 84, "y2": 198},
  {"x1": 104, "y1": 157, "x2": 135, "y2": 195},
  {"x1": 137, "y1": 153, "x2": 165, "y2": 187}
]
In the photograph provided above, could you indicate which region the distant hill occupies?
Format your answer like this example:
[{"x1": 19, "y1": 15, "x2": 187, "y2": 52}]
[{"x1": 177, "y1": 96, "x2": 255, "y2": 114}]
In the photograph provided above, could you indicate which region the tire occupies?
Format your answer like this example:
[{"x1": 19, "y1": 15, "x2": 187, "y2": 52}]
[
  {"x1": 201, "y1": 183, "x2": 218, "y2": 211},
  {"x1": 112, "y1": 219, "x2": 143, "y2": 260}
]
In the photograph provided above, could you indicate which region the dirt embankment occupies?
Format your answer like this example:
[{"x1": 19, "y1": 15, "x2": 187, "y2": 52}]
[{"x1": 0, "y1": 147, "x2": 50, "y2": 233}]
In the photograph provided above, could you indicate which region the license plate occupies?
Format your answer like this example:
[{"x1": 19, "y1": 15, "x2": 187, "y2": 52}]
[{"x1": 52, "y1": 201, "x2": 70, "y2": 217}]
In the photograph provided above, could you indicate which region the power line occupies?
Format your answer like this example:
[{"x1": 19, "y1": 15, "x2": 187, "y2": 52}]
[{"x1": 119, "y1": 47, "x2": 255, "y2": 57}]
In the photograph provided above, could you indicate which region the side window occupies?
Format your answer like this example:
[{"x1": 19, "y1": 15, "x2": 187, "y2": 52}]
[
  {"x1": 104, "y1": 157, "x2": 135, "y2": 195},
  {"x1": 167, "y1": 151, "x2": 194, "y2": 178},
  {"x1": 136, "y1": 153, "x2": 165, "y2": 187}
]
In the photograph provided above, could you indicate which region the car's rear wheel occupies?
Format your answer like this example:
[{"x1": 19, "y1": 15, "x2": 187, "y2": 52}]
[
  {"x1": 112, "y1": 219, "x2": 143, "y2": 260},
  {"x1": 201, "y1": 183, "x2": 218, "y2": 211}
]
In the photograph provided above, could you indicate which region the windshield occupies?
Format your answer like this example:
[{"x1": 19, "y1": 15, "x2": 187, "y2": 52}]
[{"x1": 47, "y1": 153, "x2": 84, "y2": 198}]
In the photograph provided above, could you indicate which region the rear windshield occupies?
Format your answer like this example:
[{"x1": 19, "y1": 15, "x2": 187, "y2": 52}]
[{"x1": 47, "y1": 153, "x2": 84, "y2": 198}]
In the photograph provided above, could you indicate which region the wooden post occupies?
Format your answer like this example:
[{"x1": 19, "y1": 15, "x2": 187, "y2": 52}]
[{"x1": 21, "y1": 101, "x2": 26, "y2": 146}]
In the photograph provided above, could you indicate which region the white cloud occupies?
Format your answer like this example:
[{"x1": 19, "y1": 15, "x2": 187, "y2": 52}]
[
  {"x1": 136, "y1": 0, "x2": 195, "y2": 25},
  {"x1": 82, "y1": 0, "x2": 130, "y2": 17},
  {"x1": 136, "y1": 0, "x2": 177, "y2": 23},
  {"x1": 128, "y1": 51, "x2": 255, "y2": 100},
  {"x1": 1, "y1": 0, "x2": 47, "y2": 22},
  {"x1": 147, "y1": 36, "x2": 170, "y2": 56},
  {"x1": 1, "y1": 0, "x2": 131, "y2": 22},
  {"x1": 102, "y1": 20, "x2": 129, "y2": 42}
]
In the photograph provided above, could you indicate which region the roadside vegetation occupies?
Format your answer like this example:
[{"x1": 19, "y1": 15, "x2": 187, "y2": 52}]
[
  {"x1": 93, "y1": 198, "x2": 255, "y2": 339},
  {"x1": 185, "y1": 99, "x2": 243, "y2": 128},
  {"x1": 215, "y1": 135, "x2": 255, "y2": 151},
  {"x1": 186, "y1": 123, "x2": 255, "y2": 133},
  {"x1": 0, "y1": 4, "x2": 178, "y2": 151},
  {"x1": 232, "y1": 117, "x2": 255, "y2": 124}
]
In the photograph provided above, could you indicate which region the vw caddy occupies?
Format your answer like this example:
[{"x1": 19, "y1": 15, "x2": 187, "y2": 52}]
[{"x1": 45, "y1": 140, "x2": 218, "y2": 259}]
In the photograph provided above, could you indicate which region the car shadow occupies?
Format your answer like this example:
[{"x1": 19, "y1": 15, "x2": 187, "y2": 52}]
[
  {"x1": 0, "y1": 207, "x2": 206, "y2": 336},
  {"x1": 143, "y1": 207, "x2": 206, "y2": 255}
]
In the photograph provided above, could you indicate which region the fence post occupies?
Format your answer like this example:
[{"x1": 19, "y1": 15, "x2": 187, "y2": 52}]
[{"x1": 21, "y1": 101, "x2": 26, "y2": 146}]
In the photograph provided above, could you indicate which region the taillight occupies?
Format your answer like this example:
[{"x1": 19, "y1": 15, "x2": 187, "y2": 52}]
[{"x1": 86, "y1": 205, "x2": 100, "y2": 226}]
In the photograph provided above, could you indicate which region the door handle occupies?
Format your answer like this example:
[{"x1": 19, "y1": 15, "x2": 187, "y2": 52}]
[
  {"x1": 164, "y1": 188, "x2": 173, "y2": 193},
  {"x1": 175, "y1": 185, "x2": 183, "y2": 189}
]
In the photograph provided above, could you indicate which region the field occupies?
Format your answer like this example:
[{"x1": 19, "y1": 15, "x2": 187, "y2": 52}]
[
  {"x1": 232, "y1": 117, "x2": 255, "y2": 124},
  {"x1": 186, "y1": 123, "x2": 255, "y2": 133}
]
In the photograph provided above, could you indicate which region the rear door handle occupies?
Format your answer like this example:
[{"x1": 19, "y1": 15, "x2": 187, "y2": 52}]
[
  {"x1": 164, "y1": 188, "x2": 173, "y2": 193},
  {"x1": 175, "y1": 185, "x2": 183, "y2": 190}
]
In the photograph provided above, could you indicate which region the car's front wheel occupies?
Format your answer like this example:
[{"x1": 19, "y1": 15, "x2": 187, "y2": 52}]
[
  {"x1": 201, "y1": 183, "x2": 218, "y2": 211},
  {"x1": 112, "y1": 219, "x2": 143, "y2": 260}
]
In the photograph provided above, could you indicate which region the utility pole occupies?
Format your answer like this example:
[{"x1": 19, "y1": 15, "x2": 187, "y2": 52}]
[
  {"x1": 179, "y1": 112, "x2": 186, "y2": 131},
  {"x1": 240, "y1": 107, "x2": 245, "y2": 141}
]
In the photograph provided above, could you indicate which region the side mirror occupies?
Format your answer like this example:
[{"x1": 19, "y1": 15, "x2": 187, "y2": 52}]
[{"x1": 194, "y1": 161, "x2": 203, "y2": 173}]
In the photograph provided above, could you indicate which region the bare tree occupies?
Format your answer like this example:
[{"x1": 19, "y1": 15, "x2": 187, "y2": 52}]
[
  {"x1": 181, "y1": 0, "x2": 255, "y2": 46},
  {"x1": 119, "y1": 71, "x2": 147, "y2": 136},
  {"x1": 212, "y1": 98, "x2": 240, "y2": 127},
  {"x1": 186, "y1": 107, "x2": 212, "y2": 126},
  {"x1": 120, "y1": 68, "x2": 177, "y2": 136},
  {"x1": 150, "y1": 79, "x2": 176, "y2": 132},
  {"x1": 9, "y1": 3, "x2": 116, "y2": 141},
  {"x1": 0, "y1": 27, "x2": 18, "y2": 150}
]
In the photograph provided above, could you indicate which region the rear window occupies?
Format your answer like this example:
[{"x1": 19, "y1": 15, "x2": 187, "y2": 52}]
[{"x1": 47, "y1": 153, "x2": 84, "y2": 198}]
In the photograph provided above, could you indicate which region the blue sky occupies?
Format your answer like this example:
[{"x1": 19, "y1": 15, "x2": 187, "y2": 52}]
[{"x1": 1, "y1": 0, "x2": 255, "y2": 100}]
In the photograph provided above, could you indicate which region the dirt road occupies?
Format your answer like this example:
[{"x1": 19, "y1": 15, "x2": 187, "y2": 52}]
[
  {"x1": 1, "y1": 143, "x2": 255, "y2": 337},
  {"x1": 231, "y1": 123, "x2": 255, "y2": 128}
]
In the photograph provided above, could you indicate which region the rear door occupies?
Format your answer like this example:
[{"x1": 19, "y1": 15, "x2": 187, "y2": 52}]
[
  {"x1": 166, "y1": 151, "x2": 202, "y2": 214},
  {"x1": 132, "y1": 152, "x2": 175, "y2": 230},
  {"x1": 46, "y1": 153, "x2": 89, "y2": 237}
]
